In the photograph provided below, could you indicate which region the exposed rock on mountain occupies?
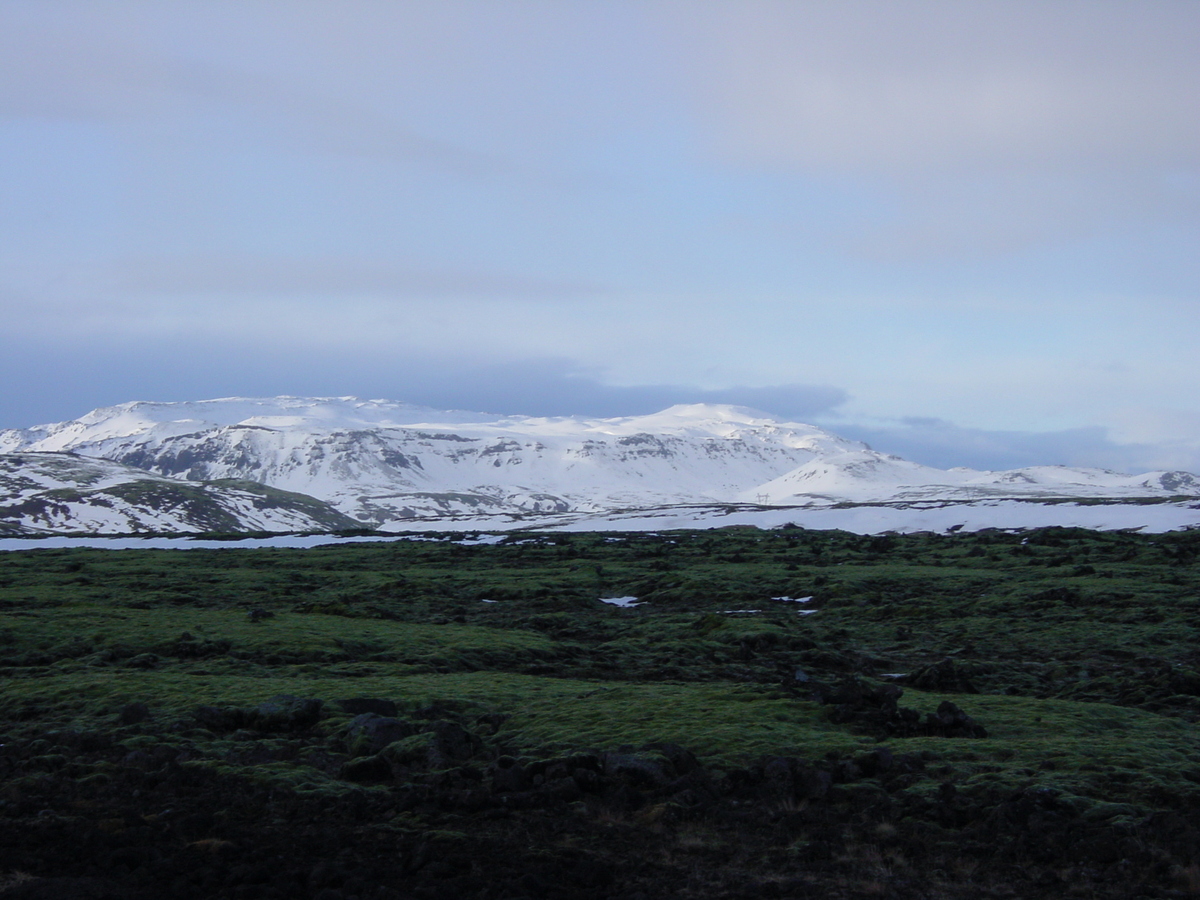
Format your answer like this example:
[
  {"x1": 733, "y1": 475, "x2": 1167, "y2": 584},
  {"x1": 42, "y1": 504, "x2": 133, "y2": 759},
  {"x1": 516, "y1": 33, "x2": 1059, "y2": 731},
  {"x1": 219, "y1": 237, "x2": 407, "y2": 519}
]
[
  {"x1": 0, "y1": 451, "x2": 358, "y2": 534},
  {"x1": 1, "y1": 396, "x2": 1196, "y2": 531}
]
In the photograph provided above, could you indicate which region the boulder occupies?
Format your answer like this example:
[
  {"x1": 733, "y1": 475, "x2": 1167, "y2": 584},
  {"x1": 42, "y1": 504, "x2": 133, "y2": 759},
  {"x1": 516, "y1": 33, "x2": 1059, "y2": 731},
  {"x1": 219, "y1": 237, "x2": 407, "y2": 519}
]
[
  {"x1": 194, "y1": 695, "x2": 324, "y2": 733},
  {"x1": 490, "y1": 756, "x2": 529, "y2": 793},
  {"x1": 193, "y1": 705, "x2": 248, "y2": 732},
  {"x1": 337, "y1": 697, "x2": 399, "y2": 717},
  {"x1": 428, "y1": 721, "x2": 482, "y2": 767},
  {"x1": 340, "y1": 754, "x2": 393, "y2": 784},
  {"x1": 601, "y1": 751, "x2": 671, "y2": 789},
  {"x1": 922, "y1": 700, "x2": 988, "y2": 738},
  {"x1": 904, "y1": 658, "x2": 979, "y2": 693},
  {"x1": 344, "y1": 713, "x2": 418, "y2": 756},
  {"x1": 379, "y1": 723, "x2": 482, "y2": 770},
  {"x1": 253, "y1": 695, "x2": 323, "y2": 732}
]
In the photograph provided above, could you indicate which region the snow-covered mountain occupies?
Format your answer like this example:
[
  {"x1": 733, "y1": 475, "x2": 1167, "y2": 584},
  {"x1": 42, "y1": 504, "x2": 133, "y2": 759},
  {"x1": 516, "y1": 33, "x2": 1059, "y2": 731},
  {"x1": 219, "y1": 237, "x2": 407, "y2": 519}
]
[
  {"x1": 1, "y1": 396, "x2": 1196, "y2": 530},
  {"x1": 0, "y1": 451, "x2": 358, "y2": 535}
]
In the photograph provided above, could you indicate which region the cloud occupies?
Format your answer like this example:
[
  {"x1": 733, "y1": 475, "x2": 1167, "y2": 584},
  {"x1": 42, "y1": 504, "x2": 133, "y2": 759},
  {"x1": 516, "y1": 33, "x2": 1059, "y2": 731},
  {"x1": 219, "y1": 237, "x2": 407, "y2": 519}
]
[
  {"x1": 0, "y1": 0, "x2": 1196, "y2": 472},
  {"x1": 686, "y1": 0, "x2": 1200, "y2": 174},
  {"x1": 389, "y1": 358, "x2": 851, "y2": 420},
  {"x1": 4, "y1": 328, "x2": 1193, "y2": 478},
  {"x1": 840, "y1": 170, "x2": 1200, "y2": 261},
  {"x1": 0, "y1": 334, "x2": 847, "y2": 430},
  {"x1": 96, "y1": 255, "x2": 601, "y2": 299},
  {"x1": 677, "y1": 0, "x2": 1200, "y2": 256},
  {"x1": 831, "y1": 417, "x2": 1200, "y2": 475},
  {"x1": 0, "y1": 8, "x2": 500, "y2": 176}
]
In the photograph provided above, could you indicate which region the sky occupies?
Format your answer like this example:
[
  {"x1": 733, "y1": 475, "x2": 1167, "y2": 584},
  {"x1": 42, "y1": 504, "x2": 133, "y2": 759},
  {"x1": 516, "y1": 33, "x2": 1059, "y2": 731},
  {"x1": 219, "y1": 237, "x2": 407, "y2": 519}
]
[{"x1": 1, "y1": 0, "x2": 1198, "y2": 473}]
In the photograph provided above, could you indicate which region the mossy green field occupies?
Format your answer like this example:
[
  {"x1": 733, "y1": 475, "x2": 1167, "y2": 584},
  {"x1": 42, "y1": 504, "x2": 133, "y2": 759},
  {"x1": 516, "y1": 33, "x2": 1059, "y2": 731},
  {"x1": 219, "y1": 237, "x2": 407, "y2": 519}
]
[
  {"x1": 5, "y1": 528, "x2": 1200, "y2": 792},
  {"x1": 3, "y1": 526, "x2": 1200, "y2": 898}
]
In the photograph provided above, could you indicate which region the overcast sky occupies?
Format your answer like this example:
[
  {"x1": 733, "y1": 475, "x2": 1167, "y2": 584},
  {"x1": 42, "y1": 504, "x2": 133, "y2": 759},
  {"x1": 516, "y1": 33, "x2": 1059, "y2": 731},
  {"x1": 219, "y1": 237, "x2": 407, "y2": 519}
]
[{"x1": 2, "y1": 0, "x2": 1198, "y2": 472}]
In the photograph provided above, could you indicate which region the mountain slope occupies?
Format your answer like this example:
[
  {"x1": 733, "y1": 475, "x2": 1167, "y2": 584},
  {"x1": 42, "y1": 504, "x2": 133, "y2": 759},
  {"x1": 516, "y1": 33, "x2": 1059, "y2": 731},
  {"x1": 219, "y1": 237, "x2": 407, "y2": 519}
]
[
  {"x1": 1, "y1": 396, "x2": 1196, "y2": 528},
  {"x1": 0, "y1": 452, "x2": 359, "y2": 534}
]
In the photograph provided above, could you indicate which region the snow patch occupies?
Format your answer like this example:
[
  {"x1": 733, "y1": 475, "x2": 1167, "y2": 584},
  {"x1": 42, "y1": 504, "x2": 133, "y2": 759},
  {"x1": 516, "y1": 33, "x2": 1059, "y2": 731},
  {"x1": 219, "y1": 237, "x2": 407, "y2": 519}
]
[{"x1": 599, "y1": 596, "x2": 642, "y2": 607}]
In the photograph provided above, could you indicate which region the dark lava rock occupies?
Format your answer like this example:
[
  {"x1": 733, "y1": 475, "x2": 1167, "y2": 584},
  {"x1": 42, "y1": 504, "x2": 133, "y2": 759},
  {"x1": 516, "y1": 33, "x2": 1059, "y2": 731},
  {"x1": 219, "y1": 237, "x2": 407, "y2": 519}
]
[
  {"x1": 601, "y1": 751, "x2": 671, "y2": 788},
  {"x1": 252, "y1": 694, "x2": 323, "y2": 732},
  {"x1": 823, "y1": 677, "x2": 922, "y2": 737},
  {"x1": 795, "y1": 765, "x2": 833, "y2": 800},
  {"x1": 760, "y1": 756, "x2": 795, "y2": 797},
  {"x1": 923, "y1": 700, "x2": 988, "y2": 738},
  {"x1": 340, "y1": 754, "x2": 393, "y2": 784},
  {"x1": 490, "y1": 756, "x2": 529, "y2": 793},
  {"x1": 193, "y1": 704, "x2": 248, "y2": 732},
  {"x1": 344, "y1": 713, "x2": 418, "y2": 756},
  {"x1": 904, "y1": 657, "x2": 979, "y2": 693},
  {"x1": 818, "y1": 676, "x2": 988, "y2": 740},
  {"x1": 643, "y1": 742, "x2": 699, "y2": 775},
  {"x1": 120, "y1": 749, "x2": 155, "y2": 769},
  {"x1": 337, "y1": 697, "x2": 399, "y2": 717},
  {"x1": 854, "y1": 746, "x2": 895, "y2": 777},
  {"x1": 195, "y1": 695, "x2": 324, "y2": 734},
  {"x1": 428, "y1": 720, "x2": 481, "y2": 766},
  {"x1": 372, "y1": 722, "x2": 484, "y2": 771}
]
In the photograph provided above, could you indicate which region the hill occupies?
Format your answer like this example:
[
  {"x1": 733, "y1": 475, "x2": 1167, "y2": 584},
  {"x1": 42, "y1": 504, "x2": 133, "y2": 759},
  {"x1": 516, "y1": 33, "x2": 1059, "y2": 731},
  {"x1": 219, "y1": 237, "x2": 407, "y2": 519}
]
[{"x1": 2, "y1": 396, "x2": 1196, "y2": 532}]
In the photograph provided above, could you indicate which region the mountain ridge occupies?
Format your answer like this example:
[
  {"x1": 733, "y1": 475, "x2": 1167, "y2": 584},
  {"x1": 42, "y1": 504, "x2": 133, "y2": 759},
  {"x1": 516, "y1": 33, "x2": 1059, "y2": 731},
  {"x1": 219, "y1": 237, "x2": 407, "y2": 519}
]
[
  {"x1": 1, "y1": 396, "x2": 1196, "y2": 532},
  {"x1": 0, "y1": 450, "x2": 358, "y2": 535}
]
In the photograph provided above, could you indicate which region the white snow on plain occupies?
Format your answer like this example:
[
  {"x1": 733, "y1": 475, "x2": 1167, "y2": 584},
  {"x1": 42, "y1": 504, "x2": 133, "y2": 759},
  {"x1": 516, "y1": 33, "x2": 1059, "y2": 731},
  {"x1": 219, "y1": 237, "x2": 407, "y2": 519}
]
[
  {"x1": 599, "y1": 596, "x2": 642, "y2": 607},
  {"x1": 508, "y1": 499, "x2": 1200, "y2": 534},
  {"x1": 2, "y1": 494, "x2": 1198, "y2": 552}
]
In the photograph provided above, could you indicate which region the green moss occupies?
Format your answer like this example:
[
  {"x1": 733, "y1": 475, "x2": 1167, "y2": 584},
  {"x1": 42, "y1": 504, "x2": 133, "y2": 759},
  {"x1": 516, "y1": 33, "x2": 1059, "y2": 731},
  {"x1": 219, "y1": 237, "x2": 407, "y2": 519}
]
[{"x1": 3, "y1": 527, "x2": 1200, "y2": 814}]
